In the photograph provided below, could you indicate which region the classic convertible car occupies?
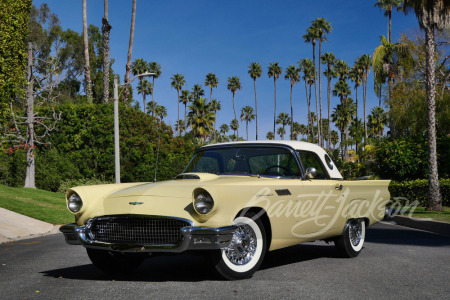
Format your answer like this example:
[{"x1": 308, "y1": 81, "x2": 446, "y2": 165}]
[{"x1": 61, "y1": 141, "x2": 390, "y2": 279}]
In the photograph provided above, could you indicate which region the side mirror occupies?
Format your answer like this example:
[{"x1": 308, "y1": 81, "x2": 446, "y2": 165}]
[{"x1": 305, "y1": 167, "x2": 317, "y2": 179}]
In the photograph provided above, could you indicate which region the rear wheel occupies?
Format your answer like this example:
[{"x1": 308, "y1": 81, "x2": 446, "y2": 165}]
[
  {"x1": 86, "y1": 248, "x2": 146, "y2": 274},
  {"x1": 210, "y1": 213, "x2": 267, "y2": 280},
  {"x1": 335, "y1": 219, "x2": 366, "y2": 258}
]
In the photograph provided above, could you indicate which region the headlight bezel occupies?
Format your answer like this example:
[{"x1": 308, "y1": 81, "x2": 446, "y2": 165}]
[
  {"x1": 67, "y1": 192, "x2": 83, "y2": 213},
  {"x1": 193, "y1": 189, "x2": 214, "y2": 215}
]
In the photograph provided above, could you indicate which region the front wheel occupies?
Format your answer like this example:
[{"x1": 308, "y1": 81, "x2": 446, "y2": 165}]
[
  {"x1": 335, "y1": 219, "x2": 366, "y2": 258},
  {"x1": 210, "y1": 213, "x2": 267, "y2": 280},
  {"x1": 86, "y1": 248, "x2": 146, "y2": 274}
]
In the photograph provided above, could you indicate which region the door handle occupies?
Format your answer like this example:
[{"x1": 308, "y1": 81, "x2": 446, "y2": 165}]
[{"x1": 335, "y1": 184, "x2": 343, "y2": 190}]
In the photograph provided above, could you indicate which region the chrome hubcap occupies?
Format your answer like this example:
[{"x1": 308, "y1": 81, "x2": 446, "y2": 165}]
[
  {"x1": 224, "y1": 224, "x2": 257, "y2": 265},
  {"x1": 349, "y1": 221, "x2": 362, "y2": 246}
]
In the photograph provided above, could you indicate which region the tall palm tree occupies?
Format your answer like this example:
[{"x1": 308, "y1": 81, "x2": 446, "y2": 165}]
[
  {"x1": 210, "y1": 99, "x2": 221, "y2": 141},
  {"x1": 175, "y1": 119, "x2": 186, "y2": 136},
  {"x1": 403, "y1": 0, "x2": 449, "y2": 210},
  {"x1": 277, "y1": 127, "x2": 286, "y2": 140},
  {"x1": 284, "y1": 65, "x2": 300, "y2": 139},
  {"x1": 291, "y1": 122, "x2": 301, "y2": 140},
  {"x1": 299, "y1": 58, "x2": 315, "y2": 140},
  {"x1": 155, "y1": 105, "x2": 167, "y2": 122},
  {"x1": 308, "y1": 112, "x2": 317, "y2": 141},
  {"x1": 349, "y1": 118, "x2": 363, "y2": 150},
  {"x1": 147, "y1": 101, "x2": 158, "y2": 117},
  {"x1": 179, "y1": 89, "x2": 192, "y2": 129},
  {"x1": 192, "y1": 84, "x2": 205, "y2": 101},
  {"x1": 187, "y1": 97, "x2": 215, "y2": 142},
  {"x1": 334, "y1": 60, "x2": 350, "y2": 80},
  {"x1": 356, "y1": 54, "x2": 372, "y2": 145},
  {"x1": 304, "y1": 25, "x2": 321, "y2": 145},
  {"x1": 170, "y1": 73, "x2": 185, "y2": 136},
  {"x1": 321, "y1": 52, "x2": 337, "y2": 150},
  {"x1": 332, "y1": 100, "x2": 356, "y2": 160},
  {"x1": 230, "y1": 119, "x2": 239, "y2": 140},
  {"x1": 82, "y1": 0, "x2": 93, "y2": 103},
  {"x1": 123, "y1": 0, "x2": 137, "y2": 102},
  {"x1": 349, "y1": 63, "x2": 363, "y2": 153},
  {"x1": 248, "y1": 62, "x2": 262, "y2": 140},
  {"x1": 137, "y1": 79, "x2": 152, "y2": 114},
  {"x1": 367, "y1": 106, "x2": 388, "y2": 137},
  {"x1": 268, "y1": 62, "x2": 282, "y2": 135},
  {"x1": 240, "y1": 106, "x2": 255, "y2": 141},
  {"x1": 266, "y1": 131, "x2": 275, "y2": 140},
  {"x1": 148, "y1": 61, "x2": 161, "y2": 110},
  {"x1": 102, "y1": 0, "x2": 111, "y2": 103},
  {"x1": 276, "y1": 112, "x2": 291, "y2": 140},
  {"x1": 132, "y1": 58, "x2": 149, "y2": 113},
  {"x1": 331, "y1": 130, "x2": 339, "y2": 150},
  {"x1": 312, "y1": 18, "x2": 332, "y2": 147},
  {"x1": 205, "y1": 73, "x2": 219, "y2": 102},
  {"x1": 299, "y1": 124, "x2": 308, "y2": 140},
  {"x1": 227, "y1": 76, "x2": 242, "y2": 139},
  {"x1": 333, "y1": 79, "x2": 351, "y2": 104},
  {"x1": 374, "y1": 0, "x2": 403, "y2": 43}
]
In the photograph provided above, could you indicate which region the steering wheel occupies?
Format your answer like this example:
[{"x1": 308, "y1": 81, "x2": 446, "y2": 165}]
[{"x1": 262, "y1": 165, "x2": 290, "y2": 177}]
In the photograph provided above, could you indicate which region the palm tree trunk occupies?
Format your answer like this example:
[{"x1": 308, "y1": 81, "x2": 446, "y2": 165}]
[
  {"x1": 290, "y1": 83, "x2": 293, "y2": 140},
  {"x1": 177, "y1": 90, "x2": 180, "y2": 136},
  {"x1": 184, "y1": 103, "x2": 187, "y2": 133},
  {"x1": 312, "y1": 43, "x2": 320, "y2": 146},
  {"x1": 152, "y1": 77, "x2": 155, "y2": 111},
  {"x1": 254, "y1": 79, "x2": 258, "y2": 140},
  {"x1": 388, "y1": 10, "x2": 392, "y2": 44},
  {"x1": 273, "y1": 79, "x2": 277, "y2": 137},
  {"x1": 123, "y1": 0, "x2": 136, "y2": 102},
  {"x1": 318, "y1": 40, "x2": 323, "y2": 147},
  {"x1": 304, "y1": 80, "x2": 311, "y2": 139},
  {"x1": 327, "y1": 72, "x2": 331, "y2": 150},
  {"x1": 24, "y1": 43, "x2": 35, "y2": 189},
  {"x1": 355, "y1": 85, "x2": 358, "y2": 154},
  {"x1": 308, "y1": 84, "x2": 313, "y2": 141},
  {"x1": 425, "y1": 24, "x2": 442, "y2": 211},
  {"x1": 102, "y1": 0, "x2": 111, "y2": 103},
  {"x1": 82, "y1": 0, "x2": 93, "y2": 103},
  {"x1": 233, "y1": 93, "x2": 238, "y2": 139},
  {"x1": 246, "y1": 120, "x2": 249, "y2": 141},
  {"x1": 364, "y1": 79, "x2": 368, "y2": 145}
]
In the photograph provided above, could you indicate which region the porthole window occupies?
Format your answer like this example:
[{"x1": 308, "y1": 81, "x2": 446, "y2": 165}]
[{"x1": 324, "y1": 154, "x2": 334, "y2": 170}]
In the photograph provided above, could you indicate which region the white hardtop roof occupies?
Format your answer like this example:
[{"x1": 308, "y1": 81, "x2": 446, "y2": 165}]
[{"x1": 203, "y1": 140, "x2": 325, "y2": 152}]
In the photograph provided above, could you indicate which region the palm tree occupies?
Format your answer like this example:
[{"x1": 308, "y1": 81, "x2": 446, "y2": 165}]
[
  {"x1": 284, "y1": 65, "x2": 300, "y2": 139},
  {"x1": 266, "y1": 131, "x2": 275, "y2": 140},
  {"x1": 247, "y1": 62, "x2": 262, "y2": 140},
  {"x1": 277, "y1": 127, "x2": 286, "y2": 140},
  {"x1": 374, "y1": 0, "x2": 403, "y2": 43},
  {"x1": 148, "y1": 61, "x2": 161, "y2": 110},
  {"x1": 304, "y1": 25, "x2": 321, "y2": 145},
  {"x1": 227, "y1": 76, "x2": 242, "y2": 139},
  {"x1": 403, "y1": 0, "x2": 449, "y2": 210},
  {"x1": 175, "y1": 119, "x2": 186, "y2": 136},
  {"x1": 170, "y1": 73, "x2": 185, "y2": 136},
  {"x1": 179, "y1": 89, "x2": 192, "y2": 130},
  {"x1": 147, "y1": 101, "x2": 158, "y2": 117},
  {"x1": 102, "y1": 0, "x2": 111, "y2": 103},
  {"x1": 321, "y1": 52, "x2": 337, "y2": 150},
  {"x1": 299, "y1": 124, "x2": 308, "y2": 140},
  {"x1": 268, "y1": 62, "x2": 282, "y2": 135},
  {"x1": 308, "y1": 112, "x2": 317, "y2": 141},
  {"x1": 187, "y1": 97, "x2": 215, "y2": 142},
  {"x1": 240, "y1": 106, "x2": 255, "y2": 141},
  {"x1": 356, "y1": 54, "x2": 372, "y2": 145},
  {"x1": 312, "y1": 18, "x2": 332, "y2": 147},
  {"x1": 291, "y1": 122, "x2": 301, "y2": 140},
  {"x1": 230, "y1": 119, "x2": 239, "y2": 140},
  {"x1": 210, "y1": 99, "x2": 221, "y2": 141},
  {"x1": 332, "y1": 100, "x2": 356, "y2": 160},
  {"x1": 333, "y1": 79, "x2": 351, "y2": 104},
  {"x1": 82, "y1": 0, "x2": 93, "y2": 103},
  {"x1": 137, "y1": 79, "x2": 152, "y2": 114},
  {"x1": 349, "y1": 118, "x2": 363, "y2": 150},
  {"x1": 367, "y1": 106, "x2": 388, "y2": 137},
  {"x1": 331, "y1": 130, "x2": 339, "y2": 150},
  {"x1": 219, "y1": 124, "x2": 229, "y2": 135},
  {"x1": 192, "y1": 84, "x2": 205, "y2": 101},
  {"x1": 132, "y1": 58, "x2": 149, "y2": 113},
  {"x1": 299, "y1": 58, "x2": 315, "y2": 139},
  {"x1": 334, "y1": 60, "x2": 350, "y2": 80},
  {"x1": 276, "y1": 112, "x2": 290, "y2": 140},
  {"x1": 155, "y1": 105, "x2": 167, "y2": 122},
  {"x1": 205, "y1": 73, "x2": 219, "y2": 102},
  {"x1": 349, "y1": 63, "x2": 363, "y2": 152},
  {"x1": 123, "y1": 0, "x2": 137, "y2": 102}
]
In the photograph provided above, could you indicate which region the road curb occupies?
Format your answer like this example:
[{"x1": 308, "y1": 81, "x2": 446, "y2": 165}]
[{"x1": 392, "y1": 215, "x2": 450, "y2": 237}]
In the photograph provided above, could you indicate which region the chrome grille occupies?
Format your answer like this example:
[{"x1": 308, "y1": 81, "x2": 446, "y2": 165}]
[{"x1": 89, "y1": 216, "x2": 190, "y2": 245}]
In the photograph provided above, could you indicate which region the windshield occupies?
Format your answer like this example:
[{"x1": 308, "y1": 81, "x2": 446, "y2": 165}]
[{"x1": 183, "y1": 146, "x2": 300, "y2": 177}]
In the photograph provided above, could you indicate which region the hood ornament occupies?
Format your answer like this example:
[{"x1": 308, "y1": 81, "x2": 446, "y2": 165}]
[{"x1": 129, "y1": 202, "x2": 144, "y2": 205}]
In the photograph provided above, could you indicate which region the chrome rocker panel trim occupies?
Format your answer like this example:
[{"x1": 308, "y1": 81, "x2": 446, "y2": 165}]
[{"x1": 60, "y1": 220, "x2": 236, "y2": 253}]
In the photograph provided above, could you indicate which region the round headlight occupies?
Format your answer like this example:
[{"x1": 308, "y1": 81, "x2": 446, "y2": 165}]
[
  {"x1": 194, "y1": 192, "x2": 214, "y2": 214},
  {"x1": 68, "y1": 192, "x2": 83, "y2": 213}
]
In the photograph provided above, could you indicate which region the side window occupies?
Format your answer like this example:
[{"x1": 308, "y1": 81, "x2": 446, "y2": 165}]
[
  {"x1": 298, "y1": 151, "x2": 328, "y2": 179},
  {"x1": 195, "y1": 156, "x2": 220, "y2": 173},
  {"x1": 249, "y1": 153, "x2": 300, "y2": 177}
]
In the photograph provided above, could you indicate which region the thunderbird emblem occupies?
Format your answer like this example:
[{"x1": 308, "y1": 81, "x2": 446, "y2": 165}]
[{"x1": 129, "y1": 202, "x2": 144, "y2": 205}]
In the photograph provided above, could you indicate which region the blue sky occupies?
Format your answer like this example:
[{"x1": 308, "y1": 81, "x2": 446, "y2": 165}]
[{"x1": 34, "y1": 0, "x2": 420, "y2": 139}]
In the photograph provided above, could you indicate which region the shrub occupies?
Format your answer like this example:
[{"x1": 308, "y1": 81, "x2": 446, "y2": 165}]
[
  {"x1": 58, "y1": 177, "x2": 113, "y2": 193},
  {"x1": 389, "y1": 179, "x2": 450, "y2": 207}
]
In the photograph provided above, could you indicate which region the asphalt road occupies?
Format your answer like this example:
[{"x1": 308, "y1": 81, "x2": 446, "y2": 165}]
[{"x1": 0, "y1": 222, "x2": 449, "y2": 299}]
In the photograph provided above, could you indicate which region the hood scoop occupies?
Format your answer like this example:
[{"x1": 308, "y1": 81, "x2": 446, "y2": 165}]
[{"x1": 175, "y1": 174, "x2": 200, "y2": 180}]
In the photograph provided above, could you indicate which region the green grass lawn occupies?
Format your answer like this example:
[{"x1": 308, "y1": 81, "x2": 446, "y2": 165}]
[
  {"x1": 0, "y1": 184, "x2": 73, "y2": 225},
  {"x1": 396, "y1": 206, "x2": 450, "y2": 223}
]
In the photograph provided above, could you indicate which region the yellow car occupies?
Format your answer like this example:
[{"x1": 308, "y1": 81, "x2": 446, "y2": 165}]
[{"x1": 61, "y1": 141, "x2": 390, "y2": 280}]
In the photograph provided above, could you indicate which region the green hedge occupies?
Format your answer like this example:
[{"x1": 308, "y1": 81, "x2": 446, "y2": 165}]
[{"x1": 389, "y1": 179, "x2": 450, "y2": 207}]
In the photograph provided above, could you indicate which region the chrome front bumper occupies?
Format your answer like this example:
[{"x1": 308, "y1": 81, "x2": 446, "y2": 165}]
[{"x1": 60, "y1": 222, "x2": 236, "y2": 253}]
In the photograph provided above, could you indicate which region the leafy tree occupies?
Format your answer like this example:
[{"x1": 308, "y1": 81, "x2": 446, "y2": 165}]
[
  {"x1": 248, "y1": 62, "x2": 262, "y2": 140},
  {"x1": 137, "y1": 79, "x2": 152, "y2": 114},
  {"x1": 277, "y1": 127, "x2": 286, "y2": 140},
  {"x1": 284, "y1": 65, "x2": 300, "y2": 139},
  {"x1": 205, "y1": 73, "x2": 219, "y2": 102},
  {"x1": 374, "y1": 0, "x2": 404, "y2": 43},
  {"x1": 171, "y1": 73, "x2": 185, "y2": 136},
  {"x1": 333, "y1": 79, "x2": 352, "y2": 104},
  {"x1": 240, "y1": 106, "x2": 255, "y2": 141},
  {"x1": 148, "y1": 61, "x2": 161, "y2": 108},
  {"x1": 192, "y1": 84, "x2": 205, "y2": 101},
  {"x1": 266, "y1": 131, "x2": 275, "y2": 140},
  {"x1": 227, "y1": 76, "x2": 242, "y2": 139},
  {"x1": 230, "y1": 119, "x2": 239, "y2": 140},
  {"x1": 356, "y1": 54, "x2": 372, "y2": 144},
  {"x1": 187, "y1": 97, "x2": 215, "y2": 142},
  {"x1": 132, "y1": 58, "x2": 149, "y2": 113},
  {"x1": 210, "y1": 99, "x2": 221, "y2": 141},
  {"x1": 334, "y1": 60, "x2": 350, "y2": 80},
  {"x1": 368, "y1": 106, "x2": 388, "y2": 137},
  {"x1": 321, "y1": 52, "x2": 337, "y2": 150},
  {"x1": 331, "y1": 130, "x2": 339, "y2": 150},
  {"x1": 332, "y1": 100, "x2": 356, "y2": 159},
  {"x1": 179, "y1": 90, "x2": 192, "y2": 129},
  {"x1": 268, "y1": 62, "x2": 282, "y2": 135},
  {"x1": 403, "y1": 0, "x2": 449, "y2": 210},
  {"x1": 276, "y1": 112, "x2": 291, "y2": 140},
  {"x1": 291, "y1": 122, "x2": 302, "y2": 140}
]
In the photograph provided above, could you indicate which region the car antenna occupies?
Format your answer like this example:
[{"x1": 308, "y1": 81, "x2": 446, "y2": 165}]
[{"x1": 154, "y1": 120, "x2": 162, "y2": 182}]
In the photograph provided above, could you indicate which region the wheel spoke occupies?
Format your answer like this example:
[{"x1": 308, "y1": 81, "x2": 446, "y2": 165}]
[{"x1": 224, "y1": 224, "x2": 257, "y2": 265}]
